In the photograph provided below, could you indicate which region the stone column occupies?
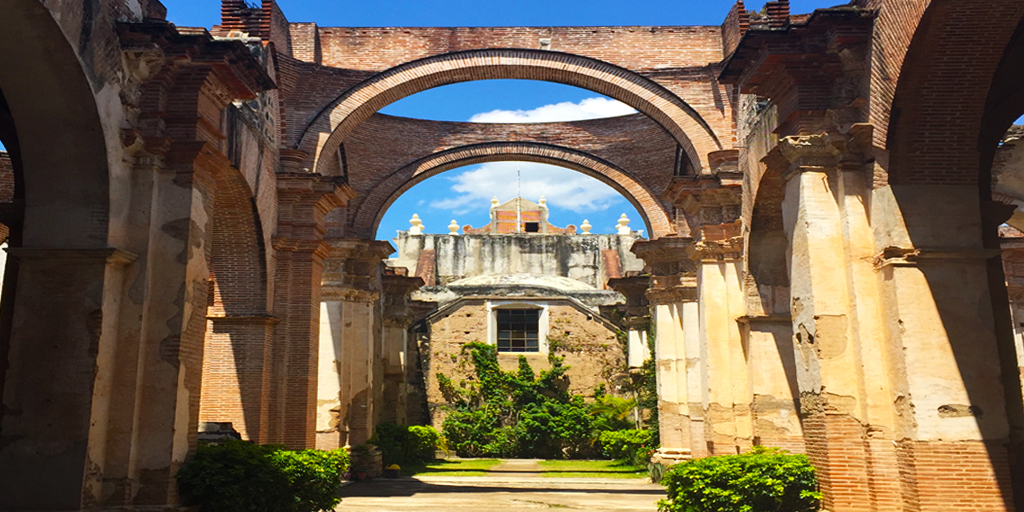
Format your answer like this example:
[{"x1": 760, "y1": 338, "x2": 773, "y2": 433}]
[
  {"x1": 270, "y1": 170, "x2": 356, "y2": 449},
  {"x1": 633, "y1": 238, "x2": 702, "y2": 462},
  {"x1": 690, "y1": 224, "x2": 751, "y2": 455},
  {"x1": 874, "y1": 182, "x2": 1018, "y2": 511},
  {"x1": 775, "y1": 133, "x2": 903, "y2": 512},
  {"x1": 317, "y1": 238, "x2": 393, "y2": 449},
  {"x1": 380, "y1": 269, "x2": 426, "y2": 426},
  {"x1": 0, "y1": 249, "x2": 134, "y2": 511}
]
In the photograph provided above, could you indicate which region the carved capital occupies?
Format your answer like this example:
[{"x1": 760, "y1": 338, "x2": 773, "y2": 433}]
[{"x1": 646, "y1": 272, "x2": 698, "y2": 305}]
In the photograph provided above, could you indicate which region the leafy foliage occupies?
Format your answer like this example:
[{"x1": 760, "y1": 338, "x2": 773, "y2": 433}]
[
  {"x1": 438, "y1": 342, "x2": 655, "y2": 460},
  {"x1": 597, "y1": 429, "x2": 655, "y2": 467},
  {"x1": 368, "y1": 422, "x2": 442, "y2": 465},
  {"x1": 657, "y1": 447, "x2": 821, "y2": 512},
  {"x1": 176, "y1": 440, "x2": 349, "y2": 512}
]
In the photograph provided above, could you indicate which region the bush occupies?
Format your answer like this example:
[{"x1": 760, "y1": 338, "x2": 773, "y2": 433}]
[
  {"x1": 597, "y1": 429, "x2": 655, "y2": 467},
  {"x1": 657, "y1": 447, "x2": 821, "y2": 512},
  {"x1": 176, "y1": 440, "x2": 349, "y2": 512},
  {"x1": 408, "y1": 425, "x2": 442, "y2": 461},
  {"x1": 369, "y1": 422, "x2": 442, "y2": 465}
]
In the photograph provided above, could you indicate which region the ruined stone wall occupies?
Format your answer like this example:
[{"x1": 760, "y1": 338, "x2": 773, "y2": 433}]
[
  {"x1": 422, "y1": 302, "x2": 625, "y2": 430},
  {"x1": 391, "y1": 232, "x2": 644, "y2": 289}
]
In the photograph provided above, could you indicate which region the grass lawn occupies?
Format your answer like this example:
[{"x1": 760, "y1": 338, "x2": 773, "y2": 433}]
[
  {"x1": 538, "y1": 459, "x2": 648, "y2": 478},
  {"x1": 402, "y1": 458, "x2": 503, "y2": 476}
]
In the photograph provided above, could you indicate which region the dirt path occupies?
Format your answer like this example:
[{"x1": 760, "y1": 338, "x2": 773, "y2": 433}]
[{"x1": 336, "y1": 475, "x2": 664, "y2": 511}]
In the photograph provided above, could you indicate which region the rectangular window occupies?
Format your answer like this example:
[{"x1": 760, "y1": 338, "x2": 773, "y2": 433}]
[
  {"x1": 524, "y1": 222, "x2": 540, "y2": 233},
  {"x1": 496, "y1": 309, "x2": 540, "y2": 352}
]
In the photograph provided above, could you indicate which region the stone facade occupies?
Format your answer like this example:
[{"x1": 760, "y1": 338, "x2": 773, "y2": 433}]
[{"x1": 3, "y1": 0, "x2": 1024, "y2": 510}]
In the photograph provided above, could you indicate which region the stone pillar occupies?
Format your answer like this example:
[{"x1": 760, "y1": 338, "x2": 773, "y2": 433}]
[
  {"x1": 633, "y1": 237, "x2": 702, "y2": 462},
  {"x1": 739, "y1": 316, "x2": 805, "y2": 453},
  {"x1": 103, "y1": 27, "x2": 276, "y2": 508},
  {"x1": 776, "y1": 135, "x2": 876, "y2": 512},
  {"x1": 380, "y1": 269, "x2": 426, "y2": 426},
  {"x1": 690, "y1": 224, "x2": 751, "y2": 455},
  {"x1": 270, "y1": 170, "x2": 356, "y2": 449},
  {"x1": 774, "y1": 133, "x2": 905, "y2": 511},
  {"x1": 0, "y1": 249, "x2": 134, "y2": 511},
  {"x1": 129, "y1": 141, "x2": 222, "y2": 506},
  {"x1": 874, "y1": 183, "x2": 1018, "y2": 511},
  {"x1": 317, "y1": 238, "x2": 393, "y2": 449}
]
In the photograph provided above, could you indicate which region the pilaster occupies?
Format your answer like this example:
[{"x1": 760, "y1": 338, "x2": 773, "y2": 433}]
[
  {"x1": 0, "y1": 249, "x2": 135, "y2": 511},
  {"x1": 316, "y1": 238, "x2": 394, "y2": 449},
  {"x1": 632, "y1": 237, "x2": 702, "y2": 462},
  {"x1": 689, "y1": 222, "x2": 751, "y2": 455}
]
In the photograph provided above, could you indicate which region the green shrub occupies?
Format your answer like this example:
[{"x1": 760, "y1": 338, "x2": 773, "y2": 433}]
[
  {"x1": 598, "y1": 429, "x2": 655, "y2": 467},
  {"x1": 176, "y1": 440, "x2": 349, "y2": 512},
  {"x1": 272, "y1": 448, "x2": 351, "y2": 512},
  {"x1": 408, "y1": 425, "x2": 442, "y2": 461},
  {"x1": 657, "y1": 447, "x2": 821, "y2": 512},
  {"x1": 369, "y1": 422, "x2": 442, "y2": 465}
]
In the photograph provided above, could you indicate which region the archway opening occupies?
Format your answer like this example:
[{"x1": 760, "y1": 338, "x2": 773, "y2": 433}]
[
  {"x1": 379, "y1": 79, "x2": 637, "y2": 124},
  {"x1": 376, "y1": 161, "x2": 646, "y2": 240}
]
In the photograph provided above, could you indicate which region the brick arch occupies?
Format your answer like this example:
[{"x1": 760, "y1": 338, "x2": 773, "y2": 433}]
[
  {"x1": 201, "y1": 165, "x2": 273, "y2": 442},
  {"x1": 885, "y1": 1, "x2": 1024, "y2": 185},
  {"x1": 354, "y1": 141, "x2": 675, "y2": 239},
  {"x1": 208, "y1": 169, "x2": 269, "y2": 317},
  {"x1": 301, "y1": 48, "x2": 723, "y2": 176}
]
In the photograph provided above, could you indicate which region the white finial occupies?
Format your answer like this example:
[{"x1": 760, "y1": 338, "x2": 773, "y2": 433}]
[
  {"x1": 409, "y1": 214, "x2": 424, "y2": 235},
  {"x1": 538, "y1": 195, "x2": 547, "y2": 206},
  {"x1": 448, "y1": 219, "x2": 460, "y2": 235},
  {"x1": 616, "y1": 214, "x2": 631, "y2": 235},
  {"x1": 580, "y1": 219, "x2": 592, "y2": 234},
  {"x1": 491, "y1": 196, "x2": 500, "y2": 208}
]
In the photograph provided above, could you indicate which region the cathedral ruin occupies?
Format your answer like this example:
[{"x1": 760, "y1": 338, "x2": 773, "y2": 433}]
[{"x1": 2, "y1": 0, "x2": 1024, "y2": 510}]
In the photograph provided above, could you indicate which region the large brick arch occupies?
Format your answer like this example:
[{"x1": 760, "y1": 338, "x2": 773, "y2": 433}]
[
  {"x1": 884, "y1": 0, "x2": 1024, "y2": 185},
  {"x1": 300, "y1": 48, "x2": 723, "y2": 176},
  {"x1": 353, "y1": 142, "x2": 675, "y2": 239},
  {"x1": 0, "y1": 1, "x2": 110, "y2": 248}
]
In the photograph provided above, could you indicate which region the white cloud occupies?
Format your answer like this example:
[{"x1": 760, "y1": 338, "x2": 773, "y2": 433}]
[
  {"x1": 429, "y1": 161, "x2": 623, "y2": 216},
  {"x1": 468, "y1": 97, "x2": 636, "y2": 123}
]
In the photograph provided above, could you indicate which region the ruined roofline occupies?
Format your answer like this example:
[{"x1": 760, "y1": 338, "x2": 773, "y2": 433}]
[{"x1": 306, "y1": 25, "x2": 724, "y2": 31}]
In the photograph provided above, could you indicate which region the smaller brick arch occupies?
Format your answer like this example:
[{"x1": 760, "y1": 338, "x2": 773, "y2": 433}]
[
  {"x1": 302, "y1": 48, "x2": 723, "y2": 177},
  {"x1": 355, "y1": 142, "x2": 675, "y2": 239}
]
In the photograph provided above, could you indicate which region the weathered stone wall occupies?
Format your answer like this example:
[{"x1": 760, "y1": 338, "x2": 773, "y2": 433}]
[
  {"x1": 422, "y1": 302, "x2": 625, "y2": 429},
  {"x1": 392, "y1": 232, "x2": 643, "y2": 289}
]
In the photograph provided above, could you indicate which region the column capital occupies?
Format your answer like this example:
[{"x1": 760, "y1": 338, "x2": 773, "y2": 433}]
[
  {"x1": 631, "y1": 236, "x2": 698, "y2": 276},
  {"x1": 688, "y1": 221, "x2": 744, "y2": 262},
  {"x1": 647, "y1": 273, "x2": 698, "y2": 305}
]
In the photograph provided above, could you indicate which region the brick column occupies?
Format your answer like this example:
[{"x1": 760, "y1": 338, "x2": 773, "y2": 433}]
[
  {"x1": 0, "y1": 249, "x2": 135, "y2": 511},
  {"x1": 317, "y1": 238, "x2": 393, "y2": 449},
  {"x1": 269, "y1": 170, "x2": 356, "y2": 449},
  {"x1": 633, "y1": 237, "x2": 702, "y2": 462}
]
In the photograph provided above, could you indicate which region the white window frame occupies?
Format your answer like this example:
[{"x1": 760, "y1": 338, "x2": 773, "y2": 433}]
[{"x1": 486, "y1": 300, "x2": 550, "y2": 354}]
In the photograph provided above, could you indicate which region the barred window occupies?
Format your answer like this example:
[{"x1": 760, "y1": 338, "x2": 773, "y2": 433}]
[{"x1": 496, "y1": 309, "x2": 540, "y2": 352}]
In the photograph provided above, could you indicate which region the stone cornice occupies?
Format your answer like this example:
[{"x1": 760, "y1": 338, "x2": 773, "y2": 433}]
[
  {"x1": 646, "y1": 273, "x2": 698, "y2": 305},
  {"x1": 873, "y1": 246, "x2": 1002, "y2": 269}
]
